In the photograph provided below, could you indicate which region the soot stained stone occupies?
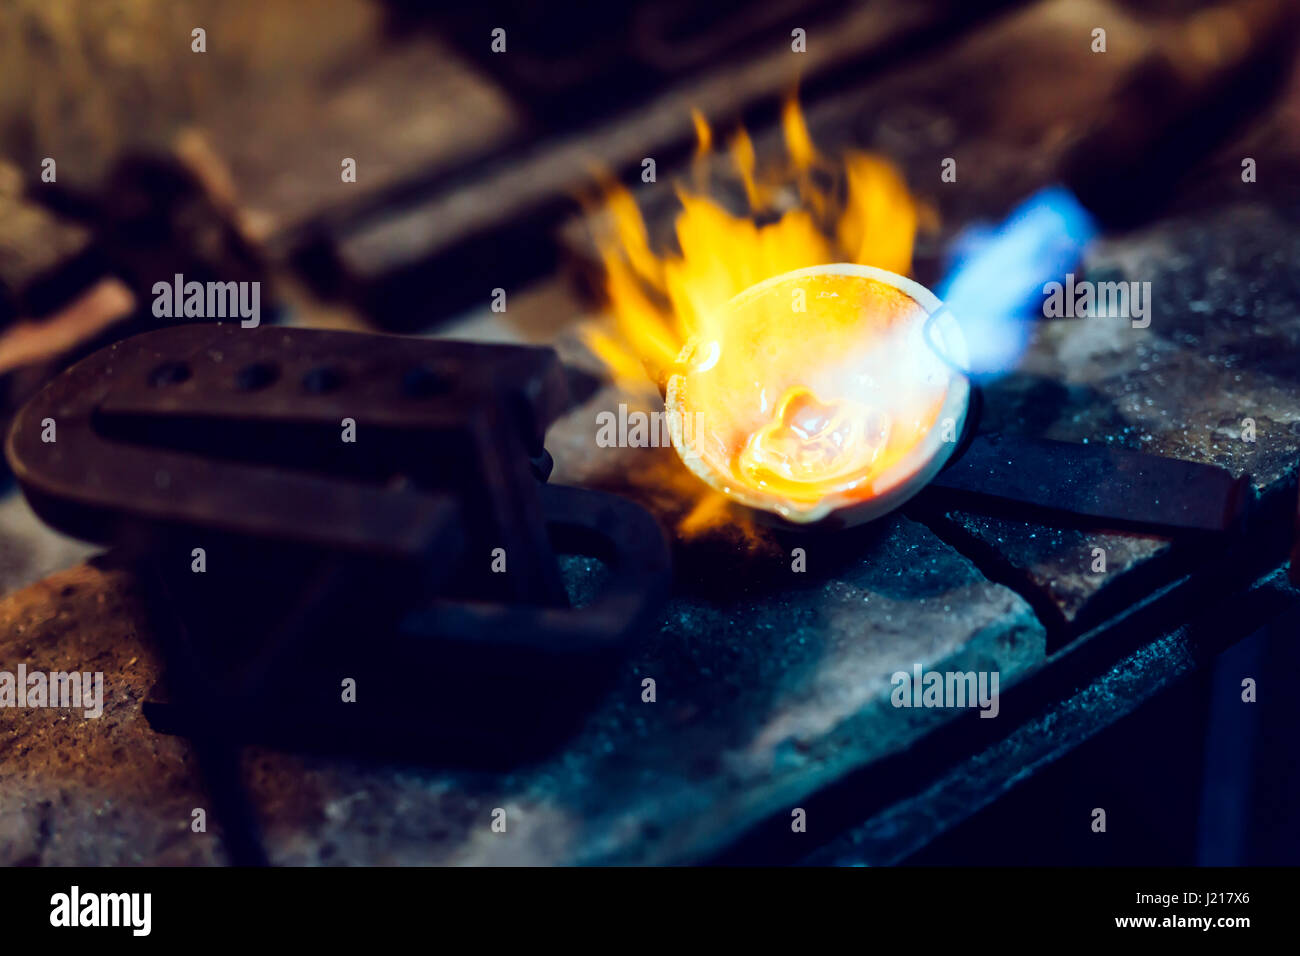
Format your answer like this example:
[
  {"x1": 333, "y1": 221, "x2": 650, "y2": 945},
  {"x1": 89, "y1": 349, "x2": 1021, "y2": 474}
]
[
  {"x1": 0, "y1": 562, "x2": 221, "y2": 866},
  {"x1": 243, "y1": 509, "x2": 1044, "y2": 865},
  {"x1": 939, "y1": 204, "x2": 1300, "y2": 634},
  {"x1": 0, "y1": 510, "x2": 1043, "y2": 865}
]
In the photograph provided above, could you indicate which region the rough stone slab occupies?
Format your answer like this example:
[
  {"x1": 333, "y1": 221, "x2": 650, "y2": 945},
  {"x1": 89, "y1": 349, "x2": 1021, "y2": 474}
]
[
  {"x1": 0, "y1": 513, "x2": 1043, "y2": 865},
  {"x1": 248, "y1": 512, "x2": 1041, "y2": 865},
  {"x1": 0, "y1": 562, "x2": 222, "y2": 865},
  {"x1": 807, "y1": 566, "x2": 1300, "y2": 865},
  {"x1": 939, "y1": 202, "x2": 1300, "y2": 633}
]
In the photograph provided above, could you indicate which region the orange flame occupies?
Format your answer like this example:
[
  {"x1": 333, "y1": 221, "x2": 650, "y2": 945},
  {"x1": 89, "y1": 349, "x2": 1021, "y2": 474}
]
[{"x1": 582, "y1": 96, "x2": 938, "y2": 535}]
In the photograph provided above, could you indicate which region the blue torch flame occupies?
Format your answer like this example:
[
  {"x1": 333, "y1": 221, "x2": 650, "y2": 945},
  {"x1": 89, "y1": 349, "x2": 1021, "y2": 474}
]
[{"x1": 930, "y1": 185, "x2": 1097, "y2": 379}]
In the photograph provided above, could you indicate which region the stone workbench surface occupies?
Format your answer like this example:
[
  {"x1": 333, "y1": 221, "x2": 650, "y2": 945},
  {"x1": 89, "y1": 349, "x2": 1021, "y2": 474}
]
[{"x1": 0, "y1": 509, "x2": 1042, "y2": 864}]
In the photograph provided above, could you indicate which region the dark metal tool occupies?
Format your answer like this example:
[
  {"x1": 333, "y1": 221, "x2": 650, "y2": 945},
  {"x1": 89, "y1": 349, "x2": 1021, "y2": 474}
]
[
  {"x1": 6, "y1": 323, "x2": 672, "y2": 764},
  {"x1": 929, "y1": 431, "x2": 1251, "y2": 536},
  {"x1": 912, "y1": 387, "x2": 1251, "y2": 537}
]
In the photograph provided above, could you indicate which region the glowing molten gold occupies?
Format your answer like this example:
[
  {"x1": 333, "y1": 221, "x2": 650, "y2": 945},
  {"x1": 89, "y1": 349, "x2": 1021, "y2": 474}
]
[{"x1": 739, "y1": 386, "x2": 891, "y2": 501}]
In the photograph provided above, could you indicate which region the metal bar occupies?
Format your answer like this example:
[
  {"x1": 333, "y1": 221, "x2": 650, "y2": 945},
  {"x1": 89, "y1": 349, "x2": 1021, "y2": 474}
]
[{"x1": 928, "y1": 432, "x2": 1250, "y2": 534}]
